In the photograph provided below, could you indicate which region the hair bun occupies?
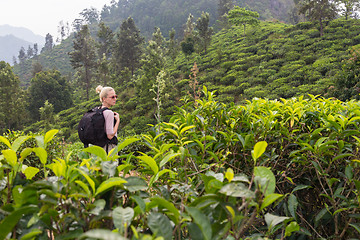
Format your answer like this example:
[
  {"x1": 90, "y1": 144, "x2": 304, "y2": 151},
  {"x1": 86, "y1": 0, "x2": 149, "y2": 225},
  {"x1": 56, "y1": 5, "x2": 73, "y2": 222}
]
[{"x1": 96, "y1": 85, "x2": 103, "y2": 94}]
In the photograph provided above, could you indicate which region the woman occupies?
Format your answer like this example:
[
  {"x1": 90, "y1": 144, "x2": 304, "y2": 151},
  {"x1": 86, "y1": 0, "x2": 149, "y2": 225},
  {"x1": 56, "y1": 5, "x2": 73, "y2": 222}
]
[{"x1": 96, "y1": 85, "x2": 120, "y2": 153}]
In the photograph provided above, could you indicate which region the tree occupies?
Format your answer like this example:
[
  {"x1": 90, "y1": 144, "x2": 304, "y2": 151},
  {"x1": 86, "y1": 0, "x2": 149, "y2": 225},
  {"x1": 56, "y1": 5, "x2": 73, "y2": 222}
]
[
  {"x1": 336, "y1": 0, "x2": 360, "y2": 19},
  {"x1": 31, "y1": 61, "x2": 43, "y2": 77},
  {"x1": 138, "y1": 38, "x2": 166, "y2": 94},
  {"x1": 69, "y1": 25, "x2": 97, "y2": 100},
  {"x1": 39, "y1": 100, "x2": 56, "y2": 132},
  {"x1": 42, "y1": 33, "x2": 54, "y2": 53},
  {"x1": 96, "y1": 22, "x2": 114, "y2": 86},
  {"x1": 218, "y1": 0, "x2": 234, "y2": 19},
  {"x1": 112, "y1": 17, "x2": 144, "y2": 75},
  {"x1": 72, "y1": 18, "x2": 84, "y2": 33},
  {"x1": 298, "y1": 0, "x2": 337, "y2": 36},
  {"x1": 184, "y1": 14, "x2": 195, "y2": 38},
  {"x1": 27, "y1": 70, "x2": 73, "y2": 120},
  {"x1": 27, "y1": 45, "x2": 34, "y2": 58},
  {"x1": 196, "y1": 12, "x2": 213, "y2": 54},
  {"x1": 18, "y1": 47, "x2": 26, "y2": 63},
  {"x1": 12, "y1": 56, "x2": 17, "y2": 65},
  {"x1": 80, "y1": 7, "x2": 100, "y2": 25},
  {"x1": 33, "y1": 43, "x2": 38, "y2": 56},
  {"x1": 166, "y1": 28, "x2": 178, "y2": 61},
  {"x1": 57, "y1": 20, "x2": 70, "y2": 43},
  {"x1": 217, "y1": 0, "x2": 234, "y2": 28},
  {"x1": 0, "y1": 61, "x2": 25, "y2": 132},
  {"x1": 152, "y1": 27, "x2": 165, "y2": 48},
  {"x1": 228, "y1": 6, "x2": 260, "y2": 37},
  {"x1": 97, "y1": 22, "x2": 114, "y2": 59},
  {"x1": 181, "y1": 36, "x2": 195, "y2": 58}
]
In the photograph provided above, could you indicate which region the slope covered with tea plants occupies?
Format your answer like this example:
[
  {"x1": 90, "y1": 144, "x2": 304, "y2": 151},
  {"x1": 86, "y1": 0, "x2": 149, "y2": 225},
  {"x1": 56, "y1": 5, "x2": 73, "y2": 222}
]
[
  {"x1": 27, "y1": 18, "x2": 360, "y2": 141},
  {"x1": 173, "y1": 19, "x2": 360, "y2": 102}
]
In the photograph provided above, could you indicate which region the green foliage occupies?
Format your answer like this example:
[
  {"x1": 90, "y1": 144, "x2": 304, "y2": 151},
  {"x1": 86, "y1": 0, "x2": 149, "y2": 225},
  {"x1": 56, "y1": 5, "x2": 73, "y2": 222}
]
[
  {"x1": 332, "y1": 45, "x2": 360, "y2": 100},
  {"x1": 0, "y1": 61, "x2": 26, "y2": 133},
  {"x1": 0, "y1": 93, "x2": 303, "y2": 240},
  {"x1": 228, "y1": 6, "x2": 260, "y2": 36},
  {"x1": 113, "y1": 17, "x2": 145, "y2": 75},
  {"x1": 5, "y1": 90, "x2": 360, "y2": 239},
  {"x1": 69, "y1": 24, "x2": 97, "y2": 100},
  {"x1": 27, "y1": 69, "x2": 73, "y2": 121},
  {"x1": 180, "y1": 36, "x2": 195, "y2": 57}
]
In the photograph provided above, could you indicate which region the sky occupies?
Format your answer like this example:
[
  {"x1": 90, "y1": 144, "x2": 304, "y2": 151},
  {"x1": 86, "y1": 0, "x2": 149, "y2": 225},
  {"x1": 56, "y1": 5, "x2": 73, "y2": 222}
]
[{"x1": 0, "y1": 0, "x2": 113, "y2": 37}]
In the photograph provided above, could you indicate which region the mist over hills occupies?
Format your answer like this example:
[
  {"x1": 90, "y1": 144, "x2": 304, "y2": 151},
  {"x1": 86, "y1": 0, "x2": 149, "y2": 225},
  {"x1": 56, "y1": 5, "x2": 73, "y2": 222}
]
[
  {"x1": 0, "y1": 25, "x2": 44, "y2": 44},
  {"x1": 0, "y1": 25, "x2": 45, "y2": 64}
]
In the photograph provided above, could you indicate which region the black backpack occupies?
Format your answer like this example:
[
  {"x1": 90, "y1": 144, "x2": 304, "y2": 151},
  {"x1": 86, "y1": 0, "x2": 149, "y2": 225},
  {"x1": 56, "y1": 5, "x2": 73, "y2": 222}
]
[{"x1": 78, "y1": 106, "x2": 110, "y2": 147}]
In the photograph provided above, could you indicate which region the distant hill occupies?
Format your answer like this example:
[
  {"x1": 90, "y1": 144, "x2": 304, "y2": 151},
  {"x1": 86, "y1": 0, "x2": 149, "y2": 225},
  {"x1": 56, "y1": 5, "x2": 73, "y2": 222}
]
[
  {"x1": 0, "y1": 25, "x2": 44, "y2": 44},
  {"x1": 0, "y1": 35, "x2": 34, "y2": 64},
  {"x1": 0, "y1": 25, "x2": 45, "y2": 65}
]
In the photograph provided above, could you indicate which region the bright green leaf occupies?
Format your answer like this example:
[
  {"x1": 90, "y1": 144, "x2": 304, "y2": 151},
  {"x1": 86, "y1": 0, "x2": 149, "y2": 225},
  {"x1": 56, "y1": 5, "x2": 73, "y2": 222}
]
[
  {"x1": 33, "y1": 147, "x2": 48, "y2": 165},
  {"x1": 2, "y1": 149, "x2": 17, "y2": 167},
  {"x1": 138, "y1": 153, "x2": 159, "y2": 174},
  {"x1": 12, "y1": 136, "x2": 31, "y2": 152},
  {"x1": 159, "y1": 152, "x2": 181, "y2": 168},
  {"x1": 44, "y1": 129, "x2": 59, "y2": 146},
  {"x1": 117, "y1": 137, "x2": 140, "y2": 151},
  {"x1": 285, "y1": 221, "x2": 300, "y2": 237},
  {"x1": 252, "y1": 141, "x2": 268, "y2": 162},
  {"x1": 23, "y1": 166, "x2": 40, "y2": 180},
  {"x1": 95, "y1": 177, "x2": 127, "y2": 196},
  {"x1": 83, "y1": 145, "x2": 107, "y2": 162},
  {"x1": 225, "y1": 168, "x2": 234, "y2": 182},
  {"x1": 0, "y1": 136, "x2": 11, "y2": 148},
  {"x1": 77, "y1": 169, "x2": 95, "y2": 194},
  {"x1": 260, "y1": 193, "x2": 283, "y2": 211}
]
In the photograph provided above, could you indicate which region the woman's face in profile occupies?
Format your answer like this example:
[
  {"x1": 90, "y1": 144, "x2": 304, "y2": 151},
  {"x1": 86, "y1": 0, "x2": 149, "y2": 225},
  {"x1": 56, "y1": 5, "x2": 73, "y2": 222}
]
[{"x1": 103, "y1": 90, "x2": 117, "y2": 107}]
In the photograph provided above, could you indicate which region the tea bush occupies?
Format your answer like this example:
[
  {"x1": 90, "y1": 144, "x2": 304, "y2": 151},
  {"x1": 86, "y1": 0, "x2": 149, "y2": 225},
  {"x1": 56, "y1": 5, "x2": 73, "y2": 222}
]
[{"x1": 2, "y1": 89, "x2": 360, "y2": 239}]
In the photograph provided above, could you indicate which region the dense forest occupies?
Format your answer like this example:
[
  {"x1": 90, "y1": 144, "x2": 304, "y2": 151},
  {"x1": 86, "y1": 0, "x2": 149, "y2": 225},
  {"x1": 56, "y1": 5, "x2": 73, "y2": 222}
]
[{"x1": 2, "y1": 0, "x2": 360, "y2": 239}]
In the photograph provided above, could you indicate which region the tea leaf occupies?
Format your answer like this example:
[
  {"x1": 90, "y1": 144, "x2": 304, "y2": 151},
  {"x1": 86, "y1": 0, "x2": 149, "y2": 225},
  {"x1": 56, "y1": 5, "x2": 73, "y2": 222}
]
[
  {"x1": 95, "y1": 177, "x2": 127, "y2": 196},
  {"x1": 186, "y1": 206, "x2": 212, "y2": 240}
]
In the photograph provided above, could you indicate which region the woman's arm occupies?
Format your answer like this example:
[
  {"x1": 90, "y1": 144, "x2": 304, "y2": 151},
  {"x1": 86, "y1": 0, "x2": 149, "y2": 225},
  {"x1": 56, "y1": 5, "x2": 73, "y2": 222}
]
[{"x1": 107, "y1": 112, "x2": 120, "y2": 140}]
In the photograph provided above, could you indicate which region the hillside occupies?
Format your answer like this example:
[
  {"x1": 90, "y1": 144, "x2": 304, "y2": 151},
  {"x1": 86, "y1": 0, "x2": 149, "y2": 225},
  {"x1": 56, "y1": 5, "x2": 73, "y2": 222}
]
[
  {"x1": 0, "y1": 25, "x2": 44, "y2": 65},
  {"x1": 0, "y1": 35, "x2": 33, "y2": 64},
  {"x1": 24, "y1": 18, "x2": 359, "y2": 142},
  {"x1": 187, "y1": 19, "x2": 357, "y2": 101},
  {"x1": 13, "y1": 0, "x2": 294, "y2": 85},
  {"x1": 13, "y1": 37, "x2": 74, "y2": 87},
  {"x1": 0, "y1": 25, "x2": 44, "y2": 44}
]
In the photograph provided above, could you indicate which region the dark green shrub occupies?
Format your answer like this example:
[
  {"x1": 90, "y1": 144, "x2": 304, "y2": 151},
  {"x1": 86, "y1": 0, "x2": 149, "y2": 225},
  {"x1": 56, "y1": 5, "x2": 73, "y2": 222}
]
[
  {"x1": 220, "y1": 73, "x2": 236, "y2": 85},
  {"x1": 285, "y1": 51, "x2": 301, "y2": 61},
  {"x1": 257, "y1": 69, "x2": 277, "y2": 80},
  {"x1": 296, "y1": 21, "x2": 316, "y2": 30},
  {"x1": 220, "y1": 61, "x2": 235, "y2": 71}
]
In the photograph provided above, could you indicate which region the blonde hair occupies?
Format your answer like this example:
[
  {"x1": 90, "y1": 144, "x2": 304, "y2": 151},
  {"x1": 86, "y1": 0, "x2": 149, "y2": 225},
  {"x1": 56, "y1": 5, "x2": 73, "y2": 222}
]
[{"x1": 96, "y1": 85, "x2": 114, "y2": 102}]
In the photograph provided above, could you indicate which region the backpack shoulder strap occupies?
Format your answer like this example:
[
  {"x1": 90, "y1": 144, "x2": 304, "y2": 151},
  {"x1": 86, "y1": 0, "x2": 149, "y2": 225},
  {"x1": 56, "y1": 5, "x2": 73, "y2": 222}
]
[
  {"x1": 92, "y1": 106, "x2": 109, "y2": 113},
  {"x1": 98, "y1": 106, "x2": 109, "y2": 112}
]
